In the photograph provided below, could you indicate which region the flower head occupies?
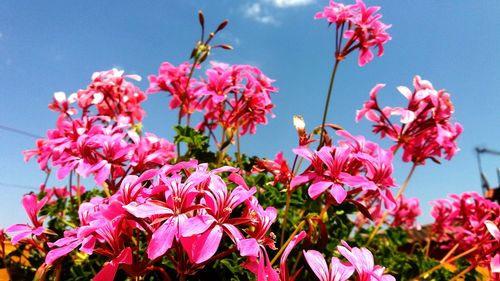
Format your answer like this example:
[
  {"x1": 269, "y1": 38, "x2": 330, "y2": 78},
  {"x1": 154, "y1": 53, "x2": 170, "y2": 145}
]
[{"x1": 315, "y1": 0, "x2": 391, "y2": 66}]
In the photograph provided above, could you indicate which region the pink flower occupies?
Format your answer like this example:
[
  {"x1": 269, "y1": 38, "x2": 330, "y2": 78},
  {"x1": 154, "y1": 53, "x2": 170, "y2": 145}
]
[
  {"x1": 315, "y1": 0, "x2": 391, "y2": 66},
  {"x1": 431, "y1": 192, "x2": 500, "y2": 277},
  {"x1": 196, "y1": 62, "x2": 278, "y2": 136},
  {"x1": 147, "y1": 62, "x2": 202, "y2": 117},
  {"x1": 304, "y1": 250, "x2": 354, "y2": 281},
  {"x1": 388, "y1": 195, "x2": 421, "y2": 229},
  {"x1": 6, "y1": 193, "x2": 48, "y2": 244},
  {"x1": 48, "y1": 91, "x2": 78, "y2": 118},
  {"x1": 291, "y1": 130, "x2": 397, "y2": 211},
  {"x1": 337, "y1": 241, "x2": 395, "y2": 281},
  {"x1": 77, "y1": 68, "x2": 146, "y2": 123},
  {"x1": 356, "y1": 76, "x2": 462, "y2": 165},
  {"x1": 252, "y1": 152, "x2": 293, "y2": 187}
]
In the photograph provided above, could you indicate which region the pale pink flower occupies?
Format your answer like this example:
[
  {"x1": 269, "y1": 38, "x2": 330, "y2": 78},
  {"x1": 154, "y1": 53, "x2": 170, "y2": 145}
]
[
  {"x1": 337, "y1": 240, "x2": 395, "y2": 281},
  {"x1": 77, "y1": 68, "x2": 146, "y2": 123},
  {"x1": 304, "y1": 250, "x2": 354, "y2": 281}
]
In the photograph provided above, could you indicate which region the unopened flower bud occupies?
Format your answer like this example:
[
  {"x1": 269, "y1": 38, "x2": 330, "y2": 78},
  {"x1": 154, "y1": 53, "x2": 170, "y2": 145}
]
[{"x1": 293, "y1": 115, "x2": 306, "y2": 135}]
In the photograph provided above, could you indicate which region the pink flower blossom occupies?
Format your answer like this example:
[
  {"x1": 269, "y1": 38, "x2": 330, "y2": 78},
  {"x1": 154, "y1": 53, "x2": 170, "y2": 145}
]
[
  {"x1": 196, "y1": 62, "x2": 278, "y2": 136},
  {"x1": 304, "y1": 250, "x2": 354, "y2": 281},
  {"x1": 356, "y1": 76, "x2": 462, "y2": 165},
  {"x1": 431, "y1": 192, "x2": 500, "y2": 277},
  {"x1": 315, "y1": 0, "x2": 391, "y2": 66},
  {"x1": 252, "y1": 152, "x2": 293, "y2": 187},
  {"x1": 387, "y1": 195, "x2": 421, "y2": 229},
  {"x1": 77, "y1": 68, "x2": 146, "y2": 123},
  {"x1": 6, "y1": 193, "x2": 48, "y2": 244},
  {"x1": 336, "y1": 241, "x2": 395, "y2": 281},
  {"x1": 147, "y1": 62, "x2": 202, "y2": 117},
  {"x1": 291, "y1": 130, "x2": 397, "y2": 211}
]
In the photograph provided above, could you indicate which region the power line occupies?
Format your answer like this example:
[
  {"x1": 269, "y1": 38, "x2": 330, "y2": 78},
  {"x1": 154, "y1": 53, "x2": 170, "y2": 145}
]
[
  {"x1": 0, "y1": 182, "x2": 37, "y2": 190},
  {"x1": 0, "y1": 124, "x2": 43, "y2": 139}
]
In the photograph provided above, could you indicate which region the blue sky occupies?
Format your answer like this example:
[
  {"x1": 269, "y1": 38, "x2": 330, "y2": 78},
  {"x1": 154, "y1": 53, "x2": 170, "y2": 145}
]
[{"x1": 0, "y1": 0, "x2": 499, "y2": 227}]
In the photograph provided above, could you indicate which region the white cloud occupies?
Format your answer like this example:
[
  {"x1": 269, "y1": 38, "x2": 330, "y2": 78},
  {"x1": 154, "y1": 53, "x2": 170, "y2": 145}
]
[
  {"x1": 266, "y1": 0, "x2": 315, "y2": 8},
  {"x1": 244, "y1": 3, "x2": 278, "y2": 25}
]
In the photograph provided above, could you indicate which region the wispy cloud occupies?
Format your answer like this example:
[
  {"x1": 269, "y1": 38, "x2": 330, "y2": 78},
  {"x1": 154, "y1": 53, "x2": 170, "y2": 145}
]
[
  {"x1": 266, "y1": 0, "x2": 316, "y2": 8},
  {"x1": 243, "y1": 3, "x2": 278, "y2": 25},
  {"x1": 243, "y1": 0, "x2": 316, "y2": 24}
]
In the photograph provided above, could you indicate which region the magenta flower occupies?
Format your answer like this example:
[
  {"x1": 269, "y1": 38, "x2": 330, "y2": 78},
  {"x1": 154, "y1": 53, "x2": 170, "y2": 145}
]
[
  {"x1": 196, "y1": 62, "x2": 278, "y2": 136},
  {"x1": 356, "y1": 76, "x2": 462, "y2": 165},
  {"x1": 315, "y1": 0, "x2": 391, "y2": 66},
  {"x1": 431, "y1": 192, "x2": 500, "y2": 277},
  {"x1": 291, "y1": 130, "x2": 397, "y2": 212},
  {"x1": 388, "y1": 195, "x2": 421, "y2": 229},
  {"x1": 180, "y1": 179, "x2": 256, "y2": 264},
  {"x1": 6, "y1": 193, "x2": 48, "y2": 244},
  {"x1": 252, "y1": 151, "x2": 293, "y2": 187},
  {"x1": 147, "y1": 62, "x2": 202, "y2": 117}
]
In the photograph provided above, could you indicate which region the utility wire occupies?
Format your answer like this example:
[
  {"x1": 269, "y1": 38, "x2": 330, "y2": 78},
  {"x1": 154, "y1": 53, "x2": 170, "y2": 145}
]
[
  {"x1": 0, "y1": 182, "x2": 37, "y2": 190},
  {"x1": 0, "y1": 124, "x2": 42, "y2": 139}
]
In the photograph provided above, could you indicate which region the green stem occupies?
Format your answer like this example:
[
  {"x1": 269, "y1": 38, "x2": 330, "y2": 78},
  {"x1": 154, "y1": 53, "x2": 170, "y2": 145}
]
[
  {"x1": 270, "y1": 221, "x2": 305, "y2": 266},
  {"x1": 236, "y1": 127, "x2": 243, "y2": 170},
  {"x1": 280, "y1": 190, "x2": 292, "y2": 246},
  {"x1": 365, "y1": 163, "x2": 417, "y2": 246},
  {"x1": 318, "y1": 59, "x2": 341, "y2": 148}
]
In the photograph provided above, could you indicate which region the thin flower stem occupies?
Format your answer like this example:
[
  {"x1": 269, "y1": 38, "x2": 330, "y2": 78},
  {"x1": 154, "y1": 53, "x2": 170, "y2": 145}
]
[
  {"x1": 318, "y1": 59, "x2": 341, "y2": 148},
  {"x1": 270, "y1": 220, "x2": 305, "y2": 266},
  {"x1": 76, "y1": 175, "x2": 81, "y2": 207},
  {"x1": 236, "y1": 127, "x2": 243, "y2": 169},
  {"x1": 449, "y1": 264, "x2": 475, "y2": 281},
  {"x1": 411, "y1": 245, "x2": 479, "y2": 281},
  {"x1": 216, "y1": 129, "x2": 227, "y2": 166},
  {"x1": 440, "y1": 243, "x2": 459, "y2": 263},
  {"x1": 280, "y1": 190, "x2": 292, "y2": 247},
  {"x1": 365, "y1": 163, "x2": 417, "y2": 246}
]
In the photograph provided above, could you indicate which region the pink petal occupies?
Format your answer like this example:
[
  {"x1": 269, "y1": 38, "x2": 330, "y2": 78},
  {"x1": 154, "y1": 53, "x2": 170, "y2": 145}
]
[
  {"x1": 147, "y1": 217, "x2": 177, "y2": 260},
  {"x1": 330, "y1": 184, "x2": 347, "y2": 204},
  {"x1": 308, "y1": 181, "x2": 333, "y2": 199},
  {"x1": 280, "y1": 231, "x2": 306, "y2": 281},
  {"x1": 181, "y1": 225, "x2": 223, "y2": 264},
  {"x1": 238, "y1": 238, "x2": 260, "y2": 257},
  {"x1": 180, "y1": 215, "x2": 216, "y2": 237},
  {"x1": 304, "y1": 250, "x2": 329, "y2": 281},
  {"x1": 491, "y1": 253, "x2": 500, "y2": 273},
  {"x1": 45, "y1": 241, "x2": 80, "y2": 264}
]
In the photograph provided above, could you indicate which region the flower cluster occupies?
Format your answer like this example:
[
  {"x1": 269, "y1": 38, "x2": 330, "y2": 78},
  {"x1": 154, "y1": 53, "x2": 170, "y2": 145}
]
[
  {"x1": 431, "y1": 192, "x2": 500, "y2": 277},
  {"x1": 356, "y1": 75, "x2": 462, "y2": 165},
  {"x1": 292, "y1": 130, "x2": 397, "y2": 212},
  {"x1": 5, "y1": 194, "x2": 48, "y2": 245},
  {"x1": 148, "y1": 61, "x2": 278, "y2": 136},
  {"x1": 315, "y1": 0, "x2": 391, "y2": 66},
  {"x1": 76, "y1": 69, "x2": 146, "y2": 124},
  {"x1": 304, "y1": 240, "x2": 395, "y2": 281},
  {"x1": 387, "y1": 195, "x2": 421, "y2": 229},
  {"x1": 42, "y1": 161, "x2": 282, "y2": 280},
  {"x1": 24, "y1": 70, "x2": 175, "y2": 189}
]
